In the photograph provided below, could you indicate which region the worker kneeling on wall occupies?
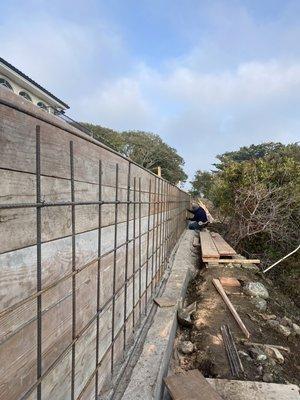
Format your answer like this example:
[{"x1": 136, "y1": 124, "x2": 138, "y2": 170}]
[{"x1": 187, "y1": 202, "x2": 209, "y2": 230}]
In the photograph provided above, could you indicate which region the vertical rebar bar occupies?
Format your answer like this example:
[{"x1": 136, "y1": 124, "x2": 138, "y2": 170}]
[
  {"x1": 36, "y1": 126, "x2": 42, "y2": 400},
  {"x1": 138, "y1": 177, "x2": 142, "y2": 321},
  {"x1": 150, "y1": 177, "x2": 157, "y2": 296},
  {"x1": 167, "y1": 183, "x2": 171, "y2": 260},
  {"x1": 70, "y1": 140, "x2": 76, "y2": 400},
  {"x1": 95, "y1": 160, "x2": 102, "y2": 399},
  {"x1": 154, "y1": 179, "x2": 161, "y2": 290},
  {"x1": 145, "y1": 178, "x2": 151, "y2": 314},
  {"x1": 111, "y1": 163, "x2": 119, "y2": 374},
  {"x1": 161, "y1": 180, "x2": 166, "y2": 274},
  {"x1": 158, "y1": 179, "x2": 164, "y2": 280},
  {"x1": 132, "y1": 177, "x2": 136, "y2": 330},
  {"x1": 123, "y1": 162, "x2": 131, "y2": 351}
]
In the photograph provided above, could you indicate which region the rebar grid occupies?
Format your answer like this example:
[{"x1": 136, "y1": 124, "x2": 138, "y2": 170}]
[{"x1": 0, "y1": 126, "x2": 190, "y2": 400}]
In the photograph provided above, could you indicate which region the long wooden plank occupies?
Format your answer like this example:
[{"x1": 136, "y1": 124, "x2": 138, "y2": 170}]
[
  {"x1": 203, "y1": 258, "x2": 260, "y2": 264},
  {"x1": 210, "y1": 232, "x2": 236, "y2": 256},
  {"x1": 200, "y1": 231, "x2": 219, "y2": 259},
  {"x1": 164, "y1": 370, "x2": 223, "y2": 400},
  {"x1": 212, "y1": 278, "x2": 250, "y2": 338}
]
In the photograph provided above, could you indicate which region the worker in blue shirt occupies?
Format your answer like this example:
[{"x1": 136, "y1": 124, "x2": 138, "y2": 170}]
[{"x1": 187, "y1": 203, "x2": 209, "y2": 230}]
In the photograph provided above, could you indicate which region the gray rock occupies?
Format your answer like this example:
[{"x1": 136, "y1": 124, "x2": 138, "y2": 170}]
[
  {"x1": 244, "y1": 282, "x2": 269, "y2": 299},
  {"x1": 267, "y1": 319, "x2": 280, "y2": 329},
  {"x1": 251, "y1": 297, "x2": 267, "y2": 311},
  {"x1": 267, "y1": 319, "x2": 291, "y2": 336},
  {"x1": 281, "y1": 316, "x2": 293, "y2": 327},
  {"x1": 177, "y1": 302, "x2": 197, "y2": 328},
  {"x1": 263, "y1": 373, "x2": 273, "y2": 383},
  {"x1": 249, "y1": 347, "x2": 267, "y2": 361},
  {"x1": 257, "y1": 365, "x2": 263, "y2": 375},
  {"x1": 276, "y1": 324, "x2": 291, "y2": 337},
  {"x1": 179, "y1": 341, "x2": 194, "y2": 355},
  {"x1": 238, "y1": 350, "x2": 249, "y2": 357},
  {"x1": 292, "y1": 323, "x2": 300, "y2": 335}
]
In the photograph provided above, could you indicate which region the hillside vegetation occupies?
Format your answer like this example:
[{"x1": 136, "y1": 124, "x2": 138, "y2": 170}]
[{"x1": 190, "y1": 142, "x2": 300, "y2": 301}]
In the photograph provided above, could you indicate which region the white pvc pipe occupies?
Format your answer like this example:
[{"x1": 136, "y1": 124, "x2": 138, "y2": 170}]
[{"x1": 263, "y1": 244, "x2": 300, "y2": 273}]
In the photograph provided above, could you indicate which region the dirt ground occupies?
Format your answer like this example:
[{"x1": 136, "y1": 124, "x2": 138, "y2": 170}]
[{"x1": 170, "y1": 241, "x2": 300, "y2": 386}]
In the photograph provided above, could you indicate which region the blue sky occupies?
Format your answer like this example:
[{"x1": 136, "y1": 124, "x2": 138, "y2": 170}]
[{"x1": 1, "y1": 0, "x2": 300, "y2": 182}]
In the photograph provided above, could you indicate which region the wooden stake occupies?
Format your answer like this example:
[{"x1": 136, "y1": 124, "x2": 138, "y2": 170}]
[{"x1": 212, "y1": 278, "x2": 250, "y2": 338}]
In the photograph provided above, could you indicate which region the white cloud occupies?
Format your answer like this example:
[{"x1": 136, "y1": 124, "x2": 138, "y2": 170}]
[
  {"x1": 1, "y1": 1, "x2": 300, "y2": 182},
  {"x1": 78, "y1": 77, "x2": 156, "y2": 130}
]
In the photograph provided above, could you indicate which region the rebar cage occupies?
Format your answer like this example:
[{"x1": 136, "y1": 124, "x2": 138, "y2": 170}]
[{"x1": 0, "y1": 89, "x2": 190, "y2": 400}]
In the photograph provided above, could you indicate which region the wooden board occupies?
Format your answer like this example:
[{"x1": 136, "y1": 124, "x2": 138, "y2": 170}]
[
  {"x1": 200, "y1": 231, "x2": 219, "y2": 259},
  {"x1": 207, "y1": 378, "x2": 300, "y2": 400},
  {"x1": 164, "y1": 370, "x2": 223, "y2": 400},
  {"x1": 203, "y1": 258, "x2": 260, "y2": 264},
  {"x1": 212, "y1": 278, "x2": 250, "y2": 338},
  {"x1": 210, "y1": 232, "x2": 236, "y2": 256},
  {"x1": 219, "y1": 277, "x2": 241, "y2": 288}
]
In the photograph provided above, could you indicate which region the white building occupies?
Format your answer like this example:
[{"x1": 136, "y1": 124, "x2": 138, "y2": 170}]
[{"x1": 0, "y1": 57, "x2": 69, "y2": 114}]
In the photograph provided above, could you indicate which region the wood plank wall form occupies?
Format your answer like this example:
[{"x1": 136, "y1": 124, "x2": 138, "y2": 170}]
[{"x1": 0, "y1": 88, "x2": 190, "y2": 400}]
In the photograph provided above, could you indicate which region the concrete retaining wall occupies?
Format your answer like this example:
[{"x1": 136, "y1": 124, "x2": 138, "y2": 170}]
[{"x1": 0, "y1": 87, "x2": 190, "y2": 400}]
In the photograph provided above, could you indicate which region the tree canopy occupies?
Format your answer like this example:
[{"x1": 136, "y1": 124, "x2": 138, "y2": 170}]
[
  {"x1": 83, "y1": 123, "x2": 187, "y2": 184},
  {"x1": 191, "y1": 142, "x2": 300, "y2": 257}
]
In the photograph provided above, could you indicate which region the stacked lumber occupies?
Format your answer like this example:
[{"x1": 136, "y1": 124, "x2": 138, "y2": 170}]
[
  {"x1": 199, "y1": 231, "x2": 260, "y2": 264},
  {"x1": 200, "y1": 231, "x2": 236, "y2": 262}
]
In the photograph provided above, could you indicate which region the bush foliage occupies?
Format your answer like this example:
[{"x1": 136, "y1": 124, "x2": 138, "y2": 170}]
[{"x1": 190, "y1": 142, "x2": 300, "y2": 259}]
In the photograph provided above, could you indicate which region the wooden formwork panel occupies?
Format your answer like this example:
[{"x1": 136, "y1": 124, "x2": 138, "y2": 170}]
[{"x1": 0, "y1": 87, "x2": 190, "y2": 400}]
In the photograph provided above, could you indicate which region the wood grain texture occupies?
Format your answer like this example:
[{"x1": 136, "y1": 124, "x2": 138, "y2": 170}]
[
  {"x1": 0, "y1": 89, "x2": 189, "y2": 400},
  {"x1": 200, "y1": 231, "x2": 219, "y2": 259},
  {"x1": 203, "y1": 258, "x2": 260, "y2": 264},
  {"x1": 164, "y1": 370, "x2": 223, "y2": 400},
  {"x1": 210, "y1": 232, "x2": 236, "y2": 256},
  {"x1": 212, "y1": 278, "x2": 250, "y2": 338}
]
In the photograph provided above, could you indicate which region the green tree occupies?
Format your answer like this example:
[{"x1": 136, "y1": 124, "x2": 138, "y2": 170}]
[
  {"x1": 213, "y1": 142, "x2": 288, "y2": 170},
  {"x1": 83, "y1": 123, "x2": 125, "y2": 152},
  {"x1": 190, "y1": 170, "x2": 214, "y2": 197},
  {"x1": 121, "y1": 131, "x2": 187, "y2": 184},
  {"x1": 207, "y1": 142, "x2": 300, "y2": 253},
  {"x1": 82, "y1": 124, "x2": 187, "y2": 184}
]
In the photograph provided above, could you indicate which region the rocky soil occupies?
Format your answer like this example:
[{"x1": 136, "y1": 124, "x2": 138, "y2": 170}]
[{"x1": 170, "y1": 246, "x2": 300, "y2": 386}]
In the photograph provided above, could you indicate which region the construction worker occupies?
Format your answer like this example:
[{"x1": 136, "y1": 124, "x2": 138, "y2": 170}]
[{"x1": 186, "y1": 202, "x2": 209, "y2": 230}]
